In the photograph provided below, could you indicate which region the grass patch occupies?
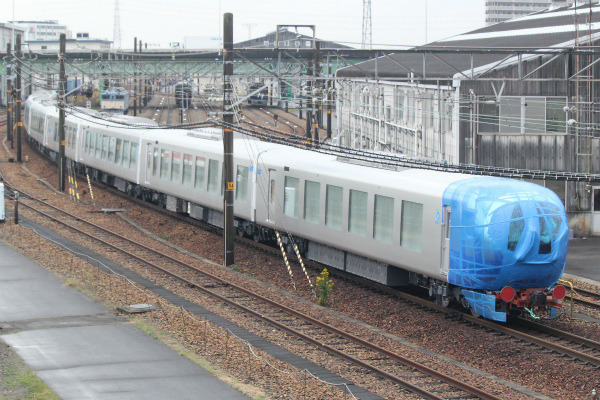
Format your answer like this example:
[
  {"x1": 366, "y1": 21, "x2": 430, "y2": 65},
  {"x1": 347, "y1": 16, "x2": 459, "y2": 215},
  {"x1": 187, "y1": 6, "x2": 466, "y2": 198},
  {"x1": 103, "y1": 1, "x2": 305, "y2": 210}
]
[{"x1": 1, "y1": 352, "x2": 59, "y2": 400}]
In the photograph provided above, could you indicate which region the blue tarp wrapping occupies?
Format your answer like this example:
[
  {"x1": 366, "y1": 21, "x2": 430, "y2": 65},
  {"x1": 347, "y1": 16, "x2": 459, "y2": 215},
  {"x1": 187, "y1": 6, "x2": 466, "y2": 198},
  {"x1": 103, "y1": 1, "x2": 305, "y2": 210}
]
[
  {"x1": 462, "y1": 289, "x2": 507, "y2": 322},
  {"x1": 443, "y1": 177, "x2": 568, "y2": 291}
]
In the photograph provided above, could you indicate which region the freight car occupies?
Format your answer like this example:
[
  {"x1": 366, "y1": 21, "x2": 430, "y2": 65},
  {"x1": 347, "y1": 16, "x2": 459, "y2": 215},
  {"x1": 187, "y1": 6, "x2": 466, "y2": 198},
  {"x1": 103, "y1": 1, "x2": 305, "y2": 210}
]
[{"x1": 24, "y1": 90, "x2": 569, "y2": 322}]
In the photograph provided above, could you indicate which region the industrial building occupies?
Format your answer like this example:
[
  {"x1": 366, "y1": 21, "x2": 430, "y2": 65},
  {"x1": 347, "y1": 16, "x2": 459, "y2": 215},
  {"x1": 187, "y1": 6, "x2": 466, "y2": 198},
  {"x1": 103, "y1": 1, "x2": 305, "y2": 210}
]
[
  {"x1": 235, "y1": 27, "x2": 351, "y2": 49},
  {"x1": 485, "y1": 0, "x2": 588, "y2": 24},
  {"x1": 9, "y1": 20, "x2": 70, "y2": 42},
  {"x1": 0, "y1": 23, "x2": 26, "y2": 107},
  {"x1": 336, "y1": 4, "x2": 600, "y2": 236},
  {"x1": 25, "y1": 37, "x2": 112, "y2": 52}
]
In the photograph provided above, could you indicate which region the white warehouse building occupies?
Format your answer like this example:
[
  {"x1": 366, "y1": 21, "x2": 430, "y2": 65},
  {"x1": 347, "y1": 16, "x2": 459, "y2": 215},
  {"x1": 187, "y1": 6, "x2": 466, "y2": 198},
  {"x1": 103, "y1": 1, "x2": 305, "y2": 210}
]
[
  {"x1": 335, "y1": 4, "x2": 600, "y2": 237},
  {"x1": 336, "y1": 78, "x2": 456, "y2": 163}
]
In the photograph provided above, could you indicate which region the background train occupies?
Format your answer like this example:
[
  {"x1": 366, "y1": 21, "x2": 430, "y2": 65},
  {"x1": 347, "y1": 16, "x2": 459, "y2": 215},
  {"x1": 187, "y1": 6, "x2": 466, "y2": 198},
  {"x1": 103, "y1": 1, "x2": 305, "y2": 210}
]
[
  {"x1": 174, "y1": 81, "x2": 193, "y2": 107},
  {"x1": 100, "y1": 87, "x2": 129, "y2": 114},
  {"x1": 24, "y1": 90, "x2": 569, "y2": 322},
  {"x1": 248, "y1": 83, "x2": 269, "y2": 106}
]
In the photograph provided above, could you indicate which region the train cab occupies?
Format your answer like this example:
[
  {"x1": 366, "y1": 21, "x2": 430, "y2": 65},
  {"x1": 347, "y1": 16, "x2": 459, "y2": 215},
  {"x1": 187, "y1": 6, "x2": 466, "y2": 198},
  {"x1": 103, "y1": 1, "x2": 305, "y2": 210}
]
[{"x1": 443, "y1": 177, "x2": 569, "y2": 321}]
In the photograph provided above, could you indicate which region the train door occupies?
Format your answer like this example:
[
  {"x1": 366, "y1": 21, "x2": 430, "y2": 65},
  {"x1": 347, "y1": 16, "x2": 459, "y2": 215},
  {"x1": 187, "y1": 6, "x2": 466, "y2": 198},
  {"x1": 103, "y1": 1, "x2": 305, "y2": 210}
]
[
  {"x1": 145, "y1": 144, "x2": 153, "y2": 184},
  {"x1": 440, "y1": 206, "x2": 451, "y2": 275},
  {"x1": 593, "y1": 187, "x2": 600, "y2": 236},
  {"x1": 267, "y1": 169, "x2": 276, "y2": 222}
]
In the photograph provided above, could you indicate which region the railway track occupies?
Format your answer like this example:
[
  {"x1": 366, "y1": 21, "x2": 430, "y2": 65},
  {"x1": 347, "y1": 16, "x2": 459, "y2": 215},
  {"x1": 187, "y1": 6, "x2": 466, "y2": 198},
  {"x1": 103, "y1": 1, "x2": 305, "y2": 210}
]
[
  {"x1": 567, "y1": 286, "x2": 600, "y2": 311},
  {"x1": 252, "y1": 107, "x2": 303, "y2": 136},
  {"x1": 2, "y1": 180, "x2": 506, "y2": 400},
  {"x1": 150, "y1": 96, "x2": 170, "y2": 125},
  {"x1": 52, "y1": 156, "x2": 600, "y2": 377},
  {"x1": 330, "y1": 268, "x2": 600, "y2": 370},
  {"x1": 240, "y1": 107, "x2": 310, "y2": 140}
]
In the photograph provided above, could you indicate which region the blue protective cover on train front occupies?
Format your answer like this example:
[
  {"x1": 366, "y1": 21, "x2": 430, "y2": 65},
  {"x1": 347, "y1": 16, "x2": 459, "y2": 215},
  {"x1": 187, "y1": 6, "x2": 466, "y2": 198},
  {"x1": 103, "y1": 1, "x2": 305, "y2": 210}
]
[
  {"x1": 461, "y1": 290, "x2": 507, "y2": 322},
  {"x1": 442, "y1": 177, "x2": 568, "y2": 292}
]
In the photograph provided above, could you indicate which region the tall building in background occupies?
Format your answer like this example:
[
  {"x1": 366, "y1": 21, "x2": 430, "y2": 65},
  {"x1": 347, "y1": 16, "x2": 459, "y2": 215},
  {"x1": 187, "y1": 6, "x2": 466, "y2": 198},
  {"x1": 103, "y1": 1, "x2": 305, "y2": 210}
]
[{"x1": 485, "y1": 0, "x2": 591, "y2": 25}]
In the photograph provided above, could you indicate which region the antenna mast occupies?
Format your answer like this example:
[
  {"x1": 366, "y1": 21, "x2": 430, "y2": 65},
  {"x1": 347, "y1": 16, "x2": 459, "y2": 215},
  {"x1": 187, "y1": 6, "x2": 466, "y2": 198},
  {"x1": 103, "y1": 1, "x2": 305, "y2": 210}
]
[
  {"x1": 113, "y1": 0, "x2": 122, "y2": 49},
  {"x1": 362, "y1": 0, "x2": 372, "y2": 49}
]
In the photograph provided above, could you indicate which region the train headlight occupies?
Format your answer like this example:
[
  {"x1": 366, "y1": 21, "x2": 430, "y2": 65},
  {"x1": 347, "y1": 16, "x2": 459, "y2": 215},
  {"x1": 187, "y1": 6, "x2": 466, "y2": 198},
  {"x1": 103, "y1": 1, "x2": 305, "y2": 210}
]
[
  {"x1": 500, "y1": 286, "x2": 515, "y2": 302},
  {"x1": 552, "y1": 285, "x2": 566, "y2": 300}
]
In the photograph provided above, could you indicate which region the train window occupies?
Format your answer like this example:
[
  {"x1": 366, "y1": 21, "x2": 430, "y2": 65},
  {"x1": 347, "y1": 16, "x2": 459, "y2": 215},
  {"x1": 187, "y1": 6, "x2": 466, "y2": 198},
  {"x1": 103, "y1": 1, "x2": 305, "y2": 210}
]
[
  {"x1": 115, "y1": 139, "x2": 122, "y2": 164},
  {"x1": 207, "y1": 160, "x2": 219, "y2": 194},
  {"x1": 539, "y1": 216, "x2": 551, "y2": 254},
  {"x1": 400, "y1": 201, "x2": 423, "y2": 252},
  {"x1": 349, "y1": 190, "x2": 368, "y2": 237},
  {"x1": 171, "y1": 152, "x2": 181, "y2": 183},
  {"x1": 160, "y1": 150, "x2": 170, "y2": 180},
  {"x1": 182, "y1": 155, "x2": 193, "y2": 186},
  {"x1": 88, "y1": 132, "x2": 94, "y2": 154},
  {"x1": 108, "y1": 137, "x2": 116, "y2": 162},
  {"x1": 325, "y1": 185, "x2": 343, "y2": 230},
  {"x1": 507, "y1": 204, "x2": 524, "y2": 251},
  {"x1": 116, "y1": 95, "x2": 124, "y2": 100},
  {"x1": 130, "y1": 142, "x2": 138, "y2": 168},
  {"x1": 69, "y1": 128, "x2": 75, "y2": 149},
  {"x1": 284, "y1": 176, "x2": 300, "y2": 218},
  {"x1": 102, "y1": 136, "x2": 109, "y2": 160},
  {"x1": 235, "y1": 166, "x2": 249, "y2": 202},
  {"x1": 152, "y1": 148, "x2": 159, "y2": 176},
  {"x1": 121, "y1": 141, "x2": 130, "y2": 167},
  {"x1": 101, "y1": 94, "x2": 110, "y2": 100},
  {"x1": 95, "y1": 134, "x2": 102, "y2": 158},
  {"x1": 54, "y1": 123, "x2": 59, "y2": 143},
  {"x1": 304, "y1": 180, "x2": 320, "y2": 224},
  {"x1": 374, "y1": 195, "x2": 394, "y2": 244},
  {"x1": 194, "y1": 157, "x2": 206, "y2": 189}
]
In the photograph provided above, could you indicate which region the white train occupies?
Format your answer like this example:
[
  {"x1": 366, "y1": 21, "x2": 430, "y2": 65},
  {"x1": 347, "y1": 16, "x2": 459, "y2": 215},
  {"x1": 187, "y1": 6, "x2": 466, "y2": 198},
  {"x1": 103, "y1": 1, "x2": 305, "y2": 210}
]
[{"x1": 24, "y1": 91, "x2": 569, "y2": 322}]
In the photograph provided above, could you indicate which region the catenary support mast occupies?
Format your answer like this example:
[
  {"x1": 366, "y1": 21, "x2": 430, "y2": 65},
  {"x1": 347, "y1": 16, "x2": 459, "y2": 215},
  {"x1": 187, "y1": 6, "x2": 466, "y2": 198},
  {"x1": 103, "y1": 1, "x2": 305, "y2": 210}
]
[
  {"x1": 58, "y1": 34, "x2": 66, "y2": 192},
  {"x1": 223, "y1": 12, "x2": 235, "y2": 266}
]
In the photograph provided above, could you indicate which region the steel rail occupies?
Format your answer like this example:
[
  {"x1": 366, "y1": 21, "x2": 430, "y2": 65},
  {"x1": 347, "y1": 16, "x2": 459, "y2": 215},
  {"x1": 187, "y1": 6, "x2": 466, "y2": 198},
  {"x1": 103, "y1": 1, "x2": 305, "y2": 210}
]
[{"x1": 5, "y1": 181, "x2": 502, "y2": 400}]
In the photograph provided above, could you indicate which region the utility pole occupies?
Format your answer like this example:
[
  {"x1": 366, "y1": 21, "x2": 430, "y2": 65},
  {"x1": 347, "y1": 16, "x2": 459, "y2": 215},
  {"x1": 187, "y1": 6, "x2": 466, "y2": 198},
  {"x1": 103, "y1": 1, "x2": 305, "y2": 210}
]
[
  {"x1": 139, "y1": 39, "x2": 143, "y2": 113},
  {"x1": 15, "y1": 34, "x2": 22, "y2": 162},
  {"x1": 133, "y1": 37, "x2": 137, "y2": 116},
  {"x1": 326, "y1": 54, "x2": 332, "y2": 139},
  {"x1": 6, "y1": 44, "x2": 12, "y2": 146},
  {"x1": 144, "y1": 42, "x2": 149, "y2": 106},
  {"x1": 313, "y1": 41, "x2": 321, "y2": 141},
  {"x1": 223, "y1": 12, "x2": 234, "y2": 267},
  {"x1": 58, "y1": 34, "x2": 66, "y2": 192},
  {"x1": 305, "y1": 52, "x2": 313, "y2": 142}
]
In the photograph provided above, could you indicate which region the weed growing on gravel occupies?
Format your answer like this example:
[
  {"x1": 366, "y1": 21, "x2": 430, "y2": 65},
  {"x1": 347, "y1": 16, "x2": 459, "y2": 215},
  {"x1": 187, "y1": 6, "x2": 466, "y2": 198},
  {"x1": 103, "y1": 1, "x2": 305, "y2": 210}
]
[{"x1": 316, "y1": 269, "x2": 334, "y2": 307}]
